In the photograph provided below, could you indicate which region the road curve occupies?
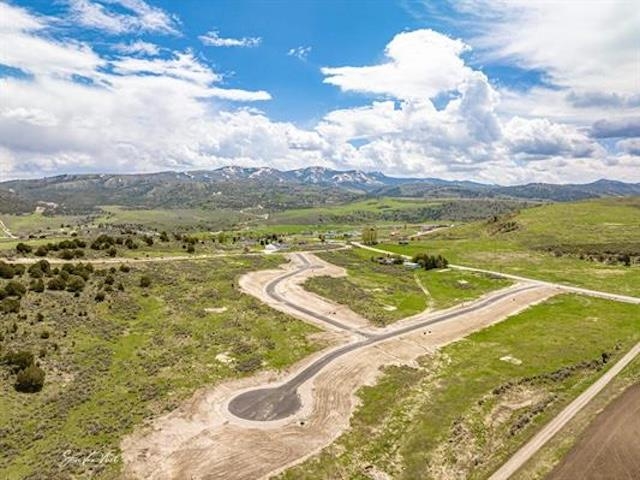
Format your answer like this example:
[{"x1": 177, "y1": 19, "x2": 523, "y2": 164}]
[
  {"x1": 228, "y1": 253, "x2": 539, "y2": 421},
  {"x1": 263, "y1": 253, "x2": 373, "y2": 337},
  {"x1": 489, "y1": 341, "x2": 640, "y2": 480}
]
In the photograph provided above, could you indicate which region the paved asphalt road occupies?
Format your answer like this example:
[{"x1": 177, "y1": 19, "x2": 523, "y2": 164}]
[
  {"x1": 263, "y1": 254, "x2": 374, "y2": 337},
  {"x1": 228, "y1": 254, "x2": 538, "y2": 421}
]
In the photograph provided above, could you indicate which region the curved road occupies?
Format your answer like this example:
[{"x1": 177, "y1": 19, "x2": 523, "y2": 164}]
[
  {"x1": 228, "y1": 253, "x2": 539, "y2": 421},
  {"x1": 263, "y1": 253, "x2": 374, "y2": 337}
]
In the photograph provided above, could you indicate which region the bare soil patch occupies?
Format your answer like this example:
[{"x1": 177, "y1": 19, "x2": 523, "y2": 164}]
[{"x1": 547, "y1": 383, "x2": 640, "y2": 480}]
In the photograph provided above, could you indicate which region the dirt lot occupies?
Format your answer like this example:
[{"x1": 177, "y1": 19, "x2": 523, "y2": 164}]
[{"x1": 547, "y1": 383, "x2": 640, "y2": 480}]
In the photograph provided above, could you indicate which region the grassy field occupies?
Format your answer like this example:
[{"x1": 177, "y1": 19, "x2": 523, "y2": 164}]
[
  {"x1": 269, "y1": 197, "x2": 441, "y2": 224},
  {"x1": 305, "y1": 248, "x2": 512, "y2": 325},
  {"x1": 1, "y1": 206, "x2": 255, "y2": 241},
  {"x1": 376, "y1": 197, "x2": 640, "y2": 296},
  {"x1": 268, "y1": 197, "x2": 529, "y2": 226},
  {"x1": 0, "y1": 256, "x2": 324, "y2": 479},
  {"x1": 513, "y1": 197, "x2": 640, "y2": 245},
  {"x1": 1, "y1": 196, "x2": 637, "y2": 479},
  {"x1": 279, "y1": 294, "x2": 640, "y2": 480},
  {"x1": 94, "y1": 206, "x2": 248, "y2": 230},
  {"x1": 0, "y1": 212, "x2": 86, "y2": 237}
]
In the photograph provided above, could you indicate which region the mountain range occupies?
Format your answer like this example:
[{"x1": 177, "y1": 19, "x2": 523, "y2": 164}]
[{"x1": 1, "y1": 166, "x2": 639, "y2": 214}]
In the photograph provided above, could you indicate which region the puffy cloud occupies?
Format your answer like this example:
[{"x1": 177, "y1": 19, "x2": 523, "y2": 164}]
[
  {"x1": 566, "y1": 91, "x2": 640, "y2": 109},
  {"x1": 0, "y1": 2, "x2": 274, "y2": 178},
  {"x1": 321, "y1": 29, "x2": 473, "y2": 100},
  {"x1": 591, "y1": 118, "x2": 640, "y2": 139},
  {"x1": 433, "y1": 1, "x2": 640, "y2": 149},
  {"x1": 0, "y1": 107, "x2": 59, "y2": 127},
  {"x1": 0, "y1": 3, "x2": 104, "y2": 80},
  {"x1": 616, "y1": 139, "x2": 640, "y2": 156},
  {"x1": 316, "y1": 33, "x2": 503, "y2": 175},
  {"x1": 1, "y1": 3, "x2": 637, "y2": 185},
  {"x1": 199, "y1": 31, "x2": 261, "y2": 48},
  {"x1": 67, "y1": 0, "x2": 179, "y2": 35},
  {"x1": 504, "y1": 117, "x2": 599, "y2": 158},
  {"x1": 317, "y1": 101, "x2": 406, "y2": 143}
]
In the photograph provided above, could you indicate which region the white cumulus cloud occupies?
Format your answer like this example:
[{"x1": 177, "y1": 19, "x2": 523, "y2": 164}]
[
  {"x1": 322, "y1": 29, "x2": 473, "y2": 100},
  {"x1": 0, "y1": 3, "x2": 637, "y2": 185}
]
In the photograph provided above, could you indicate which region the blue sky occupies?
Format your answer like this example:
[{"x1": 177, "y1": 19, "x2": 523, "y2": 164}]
[{"x1": 1, "y1": 0, "x2": 639, "y2": 183}]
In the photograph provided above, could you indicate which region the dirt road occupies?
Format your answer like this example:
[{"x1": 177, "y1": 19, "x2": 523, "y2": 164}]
[
  {"x1": 489, "y1": 341, "x2": 640, "y2": 480},
  {"x1": 122, "y1": 252, "x2": 557, "y2": 480},
  {"x1": 0, "y1": 218, "x2": 16, "y2": 239},
  {"x1": 409, "y1": 225, "x2": 450, "y2": 239}
]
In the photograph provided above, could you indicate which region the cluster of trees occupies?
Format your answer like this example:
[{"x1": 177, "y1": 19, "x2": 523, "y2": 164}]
[
  {"x1": 542, "y1": 243, "x2": 638, "y2": 267},
  {"x1": 46, "y1": 263, "x2": 94, "y2": 293},
  {"x1": 90, "y1": 234, "x2": 116, "y2": 250},
  {"x1": 1, "y1": 262, "x2": 27, "y2": 313},
  {"x1": 91, "y1": 234, "x2": 143, "y2": 254},
  {"x1": 0, "y1": 260, "x2": 106, "y2": 314},
  {"x1": 258, "y1": 233, "x2": 285, "y2": 246},
  {"x1": 27, "y1": 259, "x2": 52, "y2": 278},
  {"x1": 16, "y1": 239, "x2": 87, "y2": 258},
  {"x1": 2, "y1": 350, "x2": 45, "y2": 393},
  {"x1": 17, "y1": 233, "x2": 162, "y2": 260},
  {"x1": 93, "y1": 264, "x2": 130, "y2": 301},
  {"x1": 0, "y1": 261, "x2": 25, "y2": 279},
  {"x1": 412, "y1": 253, "x2": 449, "y2": 270},
  {"x1": 361, "y1": 227, "x2": 378, "y2": 245},
  {"x1": 168, "y1": 233, "x2": 201, "y2": 253}
]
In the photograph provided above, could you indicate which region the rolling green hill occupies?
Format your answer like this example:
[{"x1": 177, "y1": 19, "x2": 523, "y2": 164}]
[
  {"x1": 378, "y1": 197, "x2": 640, "y2": 295},
  {"x1": 2, "y1": 167, "x2": 639, "y2": 215}
]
